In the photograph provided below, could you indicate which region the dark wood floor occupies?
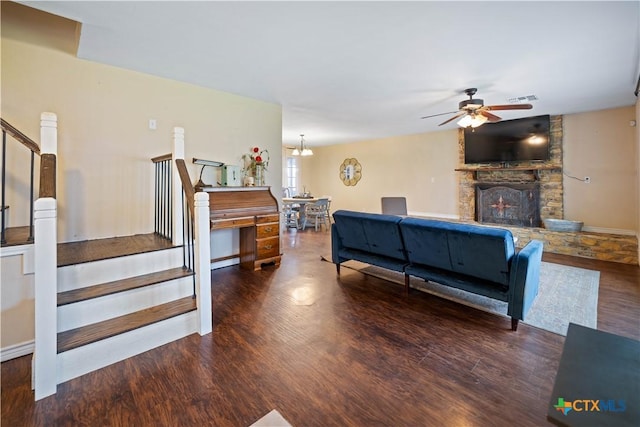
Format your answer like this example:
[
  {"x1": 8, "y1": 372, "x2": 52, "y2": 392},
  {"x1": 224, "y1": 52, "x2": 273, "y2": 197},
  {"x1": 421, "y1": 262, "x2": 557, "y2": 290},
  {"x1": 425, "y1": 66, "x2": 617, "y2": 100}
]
[{"x1": 2, "y1": 229, "x2": 639, "y2": 426}]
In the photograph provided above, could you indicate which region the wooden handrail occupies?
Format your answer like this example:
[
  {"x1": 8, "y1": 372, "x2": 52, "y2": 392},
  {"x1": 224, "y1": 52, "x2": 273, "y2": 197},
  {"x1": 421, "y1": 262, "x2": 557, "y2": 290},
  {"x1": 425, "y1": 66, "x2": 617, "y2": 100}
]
[
  {"x1": 1, "y1": 118, "x2": 40, "y2": 155},
  {"x1": 151, "y1": 153, "x2": 172, "y2": 163},
  {"x1": 175, "y1": 158, "x2": 195, "y2": 217}
]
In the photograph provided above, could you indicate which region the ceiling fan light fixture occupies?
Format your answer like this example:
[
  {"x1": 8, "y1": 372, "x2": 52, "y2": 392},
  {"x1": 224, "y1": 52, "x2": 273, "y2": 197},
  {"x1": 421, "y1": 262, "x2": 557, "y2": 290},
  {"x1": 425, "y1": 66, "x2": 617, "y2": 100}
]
[
  {"x1": 457, "y1": 115, "x2": 473, "y2": 128},
  {"x1": 291, "y1": 148, "x2": 300, "y2": 156},
  {"x1": 471, "y1": 114, "x2": 488, "y2": 127},
  {"x1": 457, "y1": 113, "x2": 488, "y2": 128}
]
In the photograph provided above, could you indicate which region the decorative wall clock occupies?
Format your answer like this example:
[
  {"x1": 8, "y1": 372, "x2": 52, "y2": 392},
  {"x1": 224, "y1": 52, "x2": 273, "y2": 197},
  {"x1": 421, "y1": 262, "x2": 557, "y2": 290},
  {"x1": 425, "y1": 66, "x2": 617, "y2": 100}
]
[{"x1": 339, "y1": 158, "x2": 362, "y2": 186}]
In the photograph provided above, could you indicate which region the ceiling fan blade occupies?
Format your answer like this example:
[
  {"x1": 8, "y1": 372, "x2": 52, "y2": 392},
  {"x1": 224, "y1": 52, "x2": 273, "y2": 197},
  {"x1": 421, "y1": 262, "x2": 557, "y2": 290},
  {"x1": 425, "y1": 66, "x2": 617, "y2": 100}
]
[
  {"x1": 479, "y1": 110, "x2": 502, "y2": 122},
  {"x1": 421, "y1": 110, "x2": 460, "y2": 119},
  {"x1": 438, "y1": 111, "x2": 466, "y2": 126},
  {"x1": 484, "y1": 104, "x2": 533, "y2": 111}
]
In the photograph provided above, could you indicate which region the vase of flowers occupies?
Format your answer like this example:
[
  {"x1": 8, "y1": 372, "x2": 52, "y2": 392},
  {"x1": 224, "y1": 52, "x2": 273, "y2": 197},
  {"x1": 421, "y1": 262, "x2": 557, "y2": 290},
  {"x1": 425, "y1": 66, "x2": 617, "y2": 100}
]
[{"x1": 242, "y1": 146, "x2": 270, "y2": 186}]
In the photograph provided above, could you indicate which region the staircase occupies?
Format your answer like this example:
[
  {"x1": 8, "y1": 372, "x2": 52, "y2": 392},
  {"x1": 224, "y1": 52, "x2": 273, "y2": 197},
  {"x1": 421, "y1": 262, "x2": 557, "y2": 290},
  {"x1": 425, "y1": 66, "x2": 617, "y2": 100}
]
[
  {"x1": 1, "y1": 116, "x2": 212, "y2": 400},
  {"x1": 53, "y1": 234, "x2": 198, "y2": 383}
]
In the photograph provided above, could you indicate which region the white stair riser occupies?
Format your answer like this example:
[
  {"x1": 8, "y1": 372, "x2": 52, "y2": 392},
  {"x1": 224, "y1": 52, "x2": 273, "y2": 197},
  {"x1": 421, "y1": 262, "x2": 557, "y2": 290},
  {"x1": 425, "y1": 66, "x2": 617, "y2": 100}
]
[
  {"x1": 57, "y1": 277, "x2": 194, "y2": 332},
  {"x1": 56, "y1": 312, "x2": 198, "y2": 385},
  {"x1": 57, "y1": 247, "x2": 184, "y2": 292}
]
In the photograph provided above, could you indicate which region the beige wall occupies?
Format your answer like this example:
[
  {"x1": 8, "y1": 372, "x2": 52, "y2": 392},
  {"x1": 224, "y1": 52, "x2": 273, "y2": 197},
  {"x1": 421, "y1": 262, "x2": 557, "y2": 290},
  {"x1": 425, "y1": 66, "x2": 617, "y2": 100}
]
[
  {"x1": 306, "y1": 107, "x2": 638, "y2": 233},
  {"x1": 1, "y1": 4, "x2": 282, "y2": 352},
  {"x1": 563, "y1": 106, "x2": 637, "y2": 231},
  {"x1": 305, "y1": 130, "x2": 459, "y2": 217},
  {"x1": 2, "y1": 7, "x2": 282, "y2": 242}
]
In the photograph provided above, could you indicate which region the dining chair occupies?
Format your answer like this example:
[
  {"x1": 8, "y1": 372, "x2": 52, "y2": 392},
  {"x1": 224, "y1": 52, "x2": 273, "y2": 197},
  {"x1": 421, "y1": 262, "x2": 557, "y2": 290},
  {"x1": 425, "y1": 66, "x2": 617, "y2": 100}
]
[
  {"x1": 302, "y1": 198, "x2": 330, "y2": 231},
  {"x1": 381, "y1": 197, "x2": 407, "y2": 215},
  {"x1": 282, "y1": 202, "x2": 300, "y2": 229},
  {"x1": 318, "y1": 195, "x2": 333, "y2": 224}
]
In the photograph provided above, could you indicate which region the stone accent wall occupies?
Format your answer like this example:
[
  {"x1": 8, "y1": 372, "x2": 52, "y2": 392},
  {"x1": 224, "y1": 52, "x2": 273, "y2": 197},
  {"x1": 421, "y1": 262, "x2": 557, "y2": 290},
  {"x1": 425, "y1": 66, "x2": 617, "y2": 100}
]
[
  {"x1": 455, "y1": 115, "x2": 638, "y2": 265},
  {"x1": 457, "y1": 115, "x2": 564, "y2": 221},
  {"x1": 507, "y1": 226, "x2": 638, "y2": 265}
]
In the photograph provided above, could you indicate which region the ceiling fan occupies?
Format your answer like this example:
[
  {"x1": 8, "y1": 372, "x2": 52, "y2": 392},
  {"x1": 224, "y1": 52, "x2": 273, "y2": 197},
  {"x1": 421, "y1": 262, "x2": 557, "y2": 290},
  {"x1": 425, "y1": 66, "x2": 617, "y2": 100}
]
[{"x1": 421, "y1": 88, "x2": 533, "y2": 128}]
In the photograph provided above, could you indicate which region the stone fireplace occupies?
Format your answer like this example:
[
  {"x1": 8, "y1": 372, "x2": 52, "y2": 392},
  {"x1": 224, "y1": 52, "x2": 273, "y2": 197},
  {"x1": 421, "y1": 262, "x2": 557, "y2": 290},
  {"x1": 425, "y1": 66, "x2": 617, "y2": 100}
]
[
  {"x1": 453, "y1": 115, "x2": 638, "y2": 265},
  {"x1": 457, "y1": 115, "x2": 564, "y2": 224},
  {"x1": 476, "y1": 183, "x2": 540, "y2": 227}
]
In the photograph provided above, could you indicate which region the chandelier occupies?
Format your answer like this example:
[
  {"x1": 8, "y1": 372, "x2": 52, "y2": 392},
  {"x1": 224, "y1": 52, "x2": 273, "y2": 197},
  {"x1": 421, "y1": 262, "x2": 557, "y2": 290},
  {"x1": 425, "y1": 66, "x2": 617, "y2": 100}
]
[{"x1": 292, "y1": 134, "x2": 313, "y2": 156}]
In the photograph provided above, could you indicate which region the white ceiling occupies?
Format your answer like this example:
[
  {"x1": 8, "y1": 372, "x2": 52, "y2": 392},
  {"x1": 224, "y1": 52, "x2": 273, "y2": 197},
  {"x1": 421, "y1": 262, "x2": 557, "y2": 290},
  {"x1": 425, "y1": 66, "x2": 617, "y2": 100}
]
[{"x1": 21, "y1": 1, "x2": 640, "y2": 147}]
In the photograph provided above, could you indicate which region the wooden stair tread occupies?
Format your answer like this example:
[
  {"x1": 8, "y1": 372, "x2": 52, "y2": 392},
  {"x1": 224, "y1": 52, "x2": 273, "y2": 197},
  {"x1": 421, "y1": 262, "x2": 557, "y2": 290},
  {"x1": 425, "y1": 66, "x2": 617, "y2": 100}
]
[
  {"x1": 57, "y1": 267, "x2": 194, "y2": 306},
  {"x1": 57, "y1": 233, "x2": 176, "y2": 267},
  {"x1": 1, "y1": 226, "x2": 32, "y2": 247},
  {"x1": 57, "y1": 296, "x2": 197, "y2": 353}
]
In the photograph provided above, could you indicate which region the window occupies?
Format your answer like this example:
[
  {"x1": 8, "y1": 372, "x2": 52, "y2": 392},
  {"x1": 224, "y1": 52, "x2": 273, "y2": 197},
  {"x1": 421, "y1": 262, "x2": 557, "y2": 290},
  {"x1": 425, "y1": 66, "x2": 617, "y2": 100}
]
[{"x1": 285, "y1": 156, "x2": 299, "y2": 196}]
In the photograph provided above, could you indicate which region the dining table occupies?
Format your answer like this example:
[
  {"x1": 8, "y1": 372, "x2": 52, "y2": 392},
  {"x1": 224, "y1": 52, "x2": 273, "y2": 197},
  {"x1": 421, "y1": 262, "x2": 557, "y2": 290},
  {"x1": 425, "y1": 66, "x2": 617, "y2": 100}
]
[{"x1": 282, "y1": 197, "x2": 318, "y2": 228}]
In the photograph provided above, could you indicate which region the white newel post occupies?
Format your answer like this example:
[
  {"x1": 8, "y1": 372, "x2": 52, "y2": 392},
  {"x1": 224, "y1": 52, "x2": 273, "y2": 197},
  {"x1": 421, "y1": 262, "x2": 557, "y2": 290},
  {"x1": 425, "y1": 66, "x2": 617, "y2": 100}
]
[
  {"x1": 33, "y1": 112, "x2": 58, "y2": 399},
  {"x1": 194, "y1": 192, "x2": 212, "y2": 335},
  {"x1": 33, "y1": 198, "x2": 57, "y2": 399},
  {"x1": 172, "y1": 127, "x2": 185, "y2": 246},
  {"x1": 40, "y1": 112, "x2": 58, "y2": 154}
]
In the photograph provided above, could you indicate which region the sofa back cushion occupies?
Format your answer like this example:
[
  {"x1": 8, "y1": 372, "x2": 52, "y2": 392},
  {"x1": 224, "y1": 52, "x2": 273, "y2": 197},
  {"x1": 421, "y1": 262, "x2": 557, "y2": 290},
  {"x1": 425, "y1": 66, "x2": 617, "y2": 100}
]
[
  {"x1": 400, "y1": 218, "x2": 515, "y2": 286},
  {"x1": 398, "y1": 218, "x2": 455, "y2": 271},
  {"x1": 333, "y1": 210, "x2": 406, "y2": 261},
  {"x1": 446, "y1": 223, "x2": 515, "y2": 286}
]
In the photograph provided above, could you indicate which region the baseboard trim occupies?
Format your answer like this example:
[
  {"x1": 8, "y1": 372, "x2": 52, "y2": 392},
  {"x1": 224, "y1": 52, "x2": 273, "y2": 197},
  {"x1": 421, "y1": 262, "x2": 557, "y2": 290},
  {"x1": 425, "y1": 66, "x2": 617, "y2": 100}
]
[
  {"x1": 1, "y1": 340, "x2": 34, "y2": 362},
  {"x1": 211, "y1": 258, "x2": 239, "y2": 270},
  {"x1": 408, "y1": 211, "x2": 460, "y2": 220},
  {"x1": 0, "y1": 243, "x2": 33, "y2": 258}
]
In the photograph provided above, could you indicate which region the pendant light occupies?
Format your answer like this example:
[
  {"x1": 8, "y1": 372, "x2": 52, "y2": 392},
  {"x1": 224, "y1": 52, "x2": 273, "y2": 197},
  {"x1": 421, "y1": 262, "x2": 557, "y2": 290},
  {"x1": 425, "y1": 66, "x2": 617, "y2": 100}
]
[{"x1": 292, "y1": 134, "x2": 313, "y2": 156}]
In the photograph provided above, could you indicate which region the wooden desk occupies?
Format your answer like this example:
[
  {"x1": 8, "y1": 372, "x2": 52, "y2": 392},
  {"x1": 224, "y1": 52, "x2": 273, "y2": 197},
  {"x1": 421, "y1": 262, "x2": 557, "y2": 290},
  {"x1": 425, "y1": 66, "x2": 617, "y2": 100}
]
[
  {"x1": 203, "y1": 186, "x2": 281, "y2": 271},
  {"x1": 547, "y1": 323, "x2": 639, "y2": 427}
]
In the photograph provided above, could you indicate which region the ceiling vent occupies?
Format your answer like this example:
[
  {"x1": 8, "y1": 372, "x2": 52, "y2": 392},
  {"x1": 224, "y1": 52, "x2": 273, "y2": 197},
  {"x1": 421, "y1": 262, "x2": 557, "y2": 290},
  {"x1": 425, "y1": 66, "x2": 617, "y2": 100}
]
[{"x1": 508, "y1": 95, "x2": 538, "y2": 104}]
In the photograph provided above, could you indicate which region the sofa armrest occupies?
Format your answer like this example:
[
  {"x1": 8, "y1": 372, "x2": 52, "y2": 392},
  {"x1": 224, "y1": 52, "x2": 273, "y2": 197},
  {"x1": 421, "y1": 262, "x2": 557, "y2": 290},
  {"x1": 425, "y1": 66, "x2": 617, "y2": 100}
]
[
  {"x1": 331, "y1": 223, "x2": 342, "y2": 264},
  {"x1": 507, "y1": 239, "x2": 544, "y2": 321}
]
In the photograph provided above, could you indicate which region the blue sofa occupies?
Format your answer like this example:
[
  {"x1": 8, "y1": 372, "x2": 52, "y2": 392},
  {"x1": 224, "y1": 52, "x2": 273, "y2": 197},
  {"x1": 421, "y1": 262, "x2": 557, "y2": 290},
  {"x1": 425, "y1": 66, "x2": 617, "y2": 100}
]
[
  {"x1": 331, "y1": 210, "x2": 408, "y2": 274},
  {"x1": 331, "y1": 210, "x2": 544, "y2": 331}
]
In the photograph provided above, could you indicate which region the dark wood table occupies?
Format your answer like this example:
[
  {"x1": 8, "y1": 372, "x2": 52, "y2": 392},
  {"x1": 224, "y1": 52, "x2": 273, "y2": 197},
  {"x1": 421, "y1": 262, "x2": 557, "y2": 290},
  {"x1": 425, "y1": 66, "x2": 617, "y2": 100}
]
[{"x1": 547, "y1": 323, "x2": 640, "y2": 427}]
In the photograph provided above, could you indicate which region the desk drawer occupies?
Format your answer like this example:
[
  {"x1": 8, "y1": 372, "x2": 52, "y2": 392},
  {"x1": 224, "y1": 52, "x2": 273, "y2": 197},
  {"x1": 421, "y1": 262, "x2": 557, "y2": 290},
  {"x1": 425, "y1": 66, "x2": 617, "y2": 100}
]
[
  {"x1": 256, "y1": 214, "x2": 280, "y2": 224},
  {"x1": 256, "y1": 236, "x2": 279, "y2": 259},
  {"x1": 257, "y1": 223, "x2": 279, "y2": 238},
  {"x1": 211, "y1": 216, "x2": 255, "y2": 230}
]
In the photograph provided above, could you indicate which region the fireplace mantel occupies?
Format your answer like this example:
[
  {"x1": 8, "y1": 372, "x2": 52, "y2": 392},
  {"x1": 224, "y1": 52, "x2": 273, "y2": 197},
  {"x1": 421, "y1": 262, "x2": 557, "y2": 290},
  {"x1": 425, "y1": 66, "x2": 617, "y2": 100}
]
[{"x1": 455, "y1": 165, "x2": 562, "y2": 181}]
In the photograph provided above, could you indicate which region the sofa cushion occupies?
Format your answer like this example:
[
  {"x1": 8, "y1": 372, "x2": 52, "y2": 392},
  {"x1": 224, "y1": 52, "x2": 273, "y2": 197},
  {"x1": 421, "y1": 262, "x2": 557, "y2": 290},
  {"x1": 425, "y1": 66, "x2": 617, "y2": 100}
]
[
  {"x1": 399, "y1": 218, "x2": 456, "y2": 271},
  {"x1": 333, "y1": 210, "x2": 406, "y2": 261},
  {"x1": 400, "y1": 218, "x2": 515, "y2": 287},
  {"x1": 446, "y1": 223, "x2": 515, "y2": 286}
]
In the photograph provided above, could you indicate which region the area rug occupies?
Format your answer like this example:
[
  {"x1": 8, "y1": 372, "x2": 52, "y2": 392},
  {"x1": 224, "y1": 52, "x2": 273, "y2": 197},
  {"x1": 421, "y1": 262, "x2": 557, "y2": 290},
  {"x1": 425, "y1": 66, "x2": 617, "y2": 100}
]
[{"x1": 325, "y1": 257, "x2": 599, "y2": 336}]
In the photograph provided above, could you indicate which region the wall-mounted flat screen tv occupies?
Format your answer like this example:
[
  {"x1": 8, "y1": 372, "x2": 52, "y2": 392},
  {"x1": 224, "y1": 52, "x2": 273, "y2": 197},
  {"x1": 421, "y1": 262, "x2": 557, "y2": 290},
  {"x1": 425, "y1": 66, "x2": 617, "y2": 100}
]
[{"x1": 464, "y1": 114, "x2": 550, "y2": 164}]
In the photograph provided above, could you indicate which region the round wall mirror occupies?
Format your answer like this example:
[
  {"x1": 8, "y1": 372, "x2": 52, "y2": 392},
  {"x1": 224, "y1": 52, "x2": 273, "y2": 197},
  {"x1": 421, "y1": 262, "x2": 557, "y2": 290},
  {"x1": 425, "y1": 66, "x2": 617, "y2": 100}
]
[{"x1": 339, "y1": 158, "x2": 362, "y2": 186}]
